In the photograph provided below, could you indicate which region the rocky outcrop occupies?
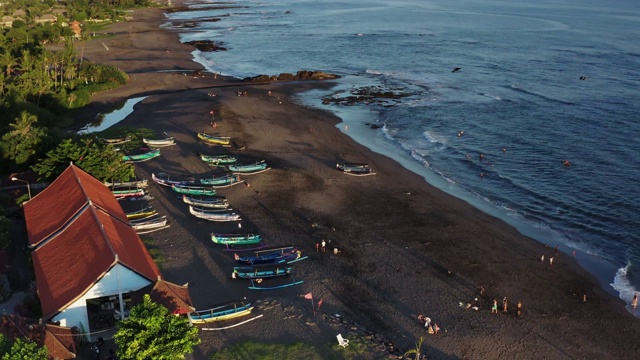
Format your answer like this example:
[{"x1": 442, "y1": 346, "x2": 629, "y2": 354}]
[
  {"x1": 243, "y1": 70, "x2": 341, "y2": 82},
  {"x1": 322, "y1": 86, "x2": 410, "y2": 106},
  {"x1": 184, "y1": 40, "x2": 227, "y2": 52}
]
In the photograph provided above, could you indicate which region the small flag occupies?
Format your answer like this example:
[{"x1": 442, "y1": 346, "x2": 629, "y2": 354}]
[
  {"x1": 304, "y1": 292, "x2": 313, "y2": 300},
  {"x1": 317, "y1": 298, "x2": 324, "y2": 310},
  {"x1": 209, "y1": 110, "x2": 214, "y2": 115}
]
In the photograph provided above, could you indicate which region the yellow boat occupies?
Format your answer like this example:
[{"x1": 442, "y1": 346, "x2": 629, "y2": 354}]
[{"x1": 190, "y1": 299, "x2": 253, "y2": 324}]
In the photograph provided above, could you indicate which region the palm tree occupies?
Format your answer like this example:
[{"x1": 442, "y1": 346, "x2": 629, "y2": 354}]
[
  {"x1": 1, "y1": 111, "x2": 45, "y2": 165},
  {"x1": 404, "y1": 336, "x2": 425, "y2": 360},
  {"x1": 1, "y1": 51, "x2": 18, "y2": 77}
]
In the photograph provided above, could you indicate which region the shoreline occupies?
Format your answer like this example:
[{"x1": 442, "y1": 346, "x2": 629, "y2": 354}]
[
  {"x1": 158, "y1": 0, "x2": 633, "y2": 311},
  {"x1": 75, "y1": 2, "x2": 640, "y2": 359}
]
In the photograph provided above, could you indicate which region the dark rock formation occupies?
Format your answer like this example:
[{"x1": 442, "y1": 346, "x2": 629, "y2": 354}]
[
  {"x1": 322, "y1": 86, "x2": 410, "y2": 106},
  {"x1": 243, "y1": 70, "x2": 341, "y2": 82},
  {"x1": 184, "y1": 40, "x2": 227, "y2": 52}
]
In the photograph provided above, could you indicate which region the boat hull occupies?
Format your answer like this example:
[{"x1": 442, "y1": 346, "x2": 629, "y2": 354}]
[
  {"x1": 190, "y1": 302, "x2": 253, "y2": 324},
  {"x1": 172, "y1": 184, "x2": 216, "y2": 196},
  {"x1": 211, "y1": 233, "x2": 262, "y2": 245}
]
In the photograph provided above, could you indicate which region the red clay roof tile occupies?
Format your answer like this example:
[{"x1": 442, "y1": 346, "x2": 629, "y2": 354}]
[{"x1": 27, "y1": 164, "x2": 160, "y2": 320}]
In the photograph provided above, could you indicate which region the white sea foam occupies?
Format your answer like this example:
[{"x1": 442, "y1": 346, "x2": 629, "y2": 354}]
[
  {"x1": 366, "y1": 69, "x2": 398, "y2": 77},
  {"x1": 381, "y1": 124, "x2": 397, "y2": 139},
  {"x1": 481, "y1": 92, "x2": 502, "y2": 101},
  {"x1": 611, "y1": 262, "x2": 639, "y2": 306},
  {"x1": 423, "y1": 131, "x2": 448, "y2": 145}
]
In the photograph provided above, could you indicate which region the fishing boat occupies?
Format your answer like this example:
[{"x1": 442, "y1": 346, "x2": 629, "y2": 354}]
[
  {"x1": 105, "y1": 179, "x2": 148, "y2": 188},
  {"x1": 234, "y1": 246, "x2": 305, "y2": 265},
  {"x1": 200, "y1": 153, "x2": 237, "y2": 165},
  {"x1": 123, "y1": 148, "x2": 160, "y2": 163},
  {"x1": 199, "y1": 174, "x2": 242, "y2": 187},
  {"x1": 182, "y1": 195, "x2": 229, "y2": 209},
  {"x1": 189, "y1": 206, "x2": 240, "y2": 221},
  {"x1": 172, "y1": 184, "x2": 216, "y2": 196},
  {"x1": 125, "y1": 207, "x2": 157, "y2": 220},
  {"x1": 103, "y1": 137, "x2": 131, "y2": 145},
  {"x1": 152, "y1": 172, "x2": 196, "y2": 187},
  {"x1": 197, "y1": 132, "x2": 231, "y2": 145},
  {"x1": 189, "y1": 298, "x2": 253, "y2": 324},
  {"x1": 143, "y1": 132, "x2": 176, "y2": 147},
  {"x1": 336, "y1": 162, "x2": 376, "y2": 176},
  {"x1": 111, "y1": 187, "x2": 146, "y2": 199},
  {"x1": 228, "y1": 160, "x2": 269, "y2": 174},
  {"x1": 130, "y1": 215, "x2": 169, "y2": 233},
  {"x1": 232, "y1": 264, "x2": 293, "y2": 280},
  {"x1": 211, "y1": 233, "x2": 262, "y2": 246}
]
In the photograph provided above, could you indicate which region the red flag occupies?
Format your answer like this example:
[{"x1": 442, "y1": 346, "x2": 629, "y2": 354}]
[
  {"x1": 317, "y1": 298, "x2": 324, "y2": 310},
  {"x1": 209, "y1": 110, "x2": 214, "y2": 114},
  {"x1": 304, "y1": 292, "x2": 313, "y2": 300}
]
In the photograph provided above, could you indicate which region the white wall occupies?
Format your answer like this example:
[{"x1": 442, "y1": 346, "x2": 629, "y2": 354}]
[{"x1": 52, "y1": 264, "x2": 151, "y2": 339}]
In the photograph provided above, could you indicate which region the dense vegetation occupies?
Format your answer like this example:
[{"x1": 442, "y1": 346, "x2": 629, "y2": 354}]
[
  {"x1": 0, "y1": 0, "x2": 154, "y2": 181},
  {"x1": 0, "y1": 334, "x2": 48, "y2": 360},
  {"x1": 114, "y1": 294, "x2": 201, "y2": 360}
]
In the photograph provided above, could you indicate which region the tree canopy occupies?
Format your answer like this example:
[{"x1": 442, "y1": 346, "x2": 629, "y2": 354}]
[
  {"x1": 114, "y1": 294, "x2": 201, "y2": 360},
  {"x1": 0, "y1": 337, "x2": 48, "y2": 360},
  {"x1": 32, "y1": 138, "x2": 135, "y2": 182}
]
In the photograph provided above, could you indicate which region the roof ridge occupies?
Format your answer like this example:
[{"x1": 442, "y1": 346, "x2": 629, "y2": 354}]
[
  {"x1": 33, "y1": 203, "x2": 90, "y2": 250},
  {"x1": 90, "y1": 206, "x2": 118, "y2": 260},
  {"x1": 69, "y1": 163, "x2": 93, "y2": 205}
]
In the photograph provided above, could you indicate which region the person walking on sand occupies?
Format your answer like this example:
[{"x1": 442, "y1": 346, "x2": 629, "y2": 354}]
[
  {"x1": 540, "y1": 255, "x2": 545, "y2": 262},
  {"x1": 315, "y1": 242, "x2": 320, "y2": 252},
  {"x1": 503, "y1": 297, "x2": 508, "y2": 313},
  {"x1": 492, "y1": 299, "x2": 498, "y2": 314},
  {"x1": 549, "y1": 257, "x2": 554, "y2": 265},
  {"x1": 321, "y1": 239, "x2": 326, "y2": 252},
  {"x1": 517, "y1": 301, "x2": 522, "y2": 317},
  {"x1": 632, "y1": 293, "x2": 638, "y2": 308}
]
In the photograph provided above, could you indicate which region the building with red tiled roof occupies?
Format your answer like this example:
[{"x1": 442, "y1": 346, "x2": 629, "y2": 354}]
[
  {"x1": 0, "y1": 315, "x2": 77, "y2": 359},
  {"x1": 130, "y1": 277, "x2": 194, "y2": 315},
  {"x1": 22, "y1": 164, "x2": 190, "y2": 341}
]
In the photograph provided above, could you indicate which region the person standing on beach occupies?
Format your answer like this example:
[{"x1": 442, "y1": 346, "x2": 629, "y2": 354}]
[
  {"x1": 503, "y1": 297, "x2": 508, "y2": 313},
  {"x1": 632, "y1": 293, "x2": 638, "y2": 308},
  {"x1": 492, "y1": 299, "x2": 498, "y2": 314},
  {"x1": 321, "y1": 239, "x2": 326, "y2": 252},
  {"x1": 541, "y1": 255, "x2": 545, "y2": 262},
  {"x1": 550, "y1": 257, "x2": 554, "y2": 265},
  {"x1": 315, "y1": 242, "x2": 320, "y2": 252},
  {"x1": 517, "y1": 301, "x2": 522, "y2": 317}
]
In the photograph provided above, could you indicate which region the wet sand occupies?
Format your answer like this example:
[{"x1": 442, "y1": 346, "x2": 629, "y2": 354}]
[{"x1": 76, "y1": 3, "x2": 640, "y2": 359}]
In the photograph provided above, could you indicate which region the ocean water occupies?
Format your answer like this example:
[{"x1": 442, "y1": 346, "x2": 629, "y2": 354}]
[{"x1": 165, "y1": 0, "x2": 640, "y2": 311}]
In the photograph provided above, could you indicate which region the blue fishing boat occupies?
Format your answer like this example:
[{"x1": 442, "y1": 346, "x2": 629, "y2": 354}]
[
  {"x1": 232, "y1": 264, "x2": 292, "y2": 279},
  {"x1": 172, "y1": 184, "x2": 216, "y2": 196},
  {"x1": 199, "y1": 174, "x2": 242, "y2": 187},
  {"x1": 228, "y1": 160, "x2": 269, "y2": 174},
  {"x1": 234, "y1": 246, "x2": 305, "y2": 265},
  {"x1": 211, "y1": 233, "x2": 262, "y2": 245},
  {"x1": 123, "y1": 148, "x2": 160, "y2": 162}
]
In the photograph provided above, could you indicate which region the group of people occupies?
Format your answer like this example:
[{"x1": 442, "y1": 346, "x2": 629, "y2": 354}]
[
  {"x1": 417, "y1": 314, "x2": 440, "y2": 335},
  {"x1": 491, "y1": 297, "x2": 522, "y2": 317}
]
